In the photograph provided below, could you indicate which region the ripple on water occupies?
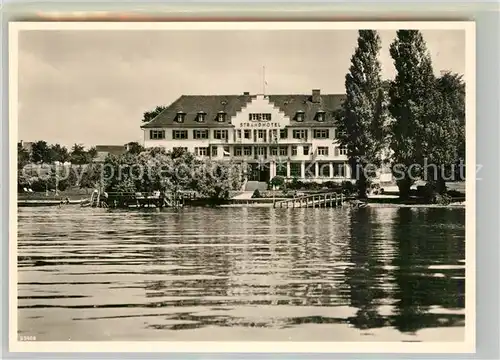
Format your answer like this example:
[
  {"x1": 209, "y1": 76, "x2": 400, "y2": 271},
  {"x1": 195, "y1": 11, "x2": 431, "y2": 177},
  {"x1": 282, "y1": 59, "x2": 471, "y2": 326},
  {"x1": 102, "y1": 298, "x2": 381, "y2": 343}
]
[{"x1": 17, "y1": 206, "x2": 466, "y2": 341}]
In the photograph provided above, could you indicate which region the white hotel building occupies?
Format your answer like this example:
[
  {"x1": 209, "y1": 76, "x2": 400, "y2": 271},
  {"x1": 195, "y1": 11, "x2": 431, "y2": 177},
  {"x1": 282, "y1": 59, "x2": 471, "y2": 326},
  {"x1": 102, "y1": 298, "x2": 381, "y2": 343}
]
[{"x1": 141, "y1": 89, "x2": 353, "y2": 183}]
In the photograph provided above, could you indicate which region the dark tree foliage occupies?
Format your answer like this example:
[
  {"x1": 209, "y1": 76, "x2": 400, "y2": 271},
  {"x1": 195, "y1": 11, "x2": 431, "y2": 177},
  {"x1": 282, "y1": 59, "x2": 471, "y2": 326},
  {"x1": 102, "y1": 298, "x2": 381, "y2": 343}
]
[
  {"x1": 126, "y1": 141, "x2": 145, "y2": 155},
  {"x1": 169, "y1": 147, "x2": 188, "y2": 159},
  {"x1": 336, "y1": 30, "x2": 389, "y2": 199},
  {"x1": 17, "y1": 143, "x2": 31, "y2": 170},
  {"x1": 437, "y1": 72, "x2": 466, "y2": 180},
  {"x1": 31, "y1": 141, "x2": 53, "y2": 164},
  {"x1": 50, "y1": 144, "x2": 70, "y2": 163},
  {"x1": 421, "y1": 77, "x2": 462, "y2": 196},
  {"x1": 142, "y1": 105, "x2": 166, "y2": 123},
  {"x1": 389, "y1": 31, "x2": 465, "y2": 200},
  {"x1": 87, "y1": 146, "x2": 98, "y2": 161},
  {"x1": 70, "y1": 144, "x2": 94, "y2": 165},
  {"x1": 78, "y1": 164, "x2": 101, "y2": 189},
  {"x1": 388, "y1": 30, "x2": 438, "y2": 200}
]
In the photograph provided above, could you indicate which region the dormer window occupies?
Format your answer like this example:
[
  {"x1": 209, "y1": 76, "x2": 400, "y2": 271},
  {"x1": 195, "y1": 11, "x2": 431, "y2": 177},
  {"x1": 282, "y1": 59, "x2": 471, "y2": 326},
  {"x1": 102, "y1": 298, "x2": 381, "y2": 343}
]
[
  {"x1": 176, "y1": 111, "x2": 186, "y2": 123},
  {"x1": 217, "y1": 111, "x2": 226, "y2": 122},
  {"x1": 197, "y1": 111, "x2": 206, "y2": 122},
  {"x1": 316, "y1": 110, "x2": 325, "y2": 122},
  {"x1": 296, "y1": 110, "x2": 305, "y2": 122}
]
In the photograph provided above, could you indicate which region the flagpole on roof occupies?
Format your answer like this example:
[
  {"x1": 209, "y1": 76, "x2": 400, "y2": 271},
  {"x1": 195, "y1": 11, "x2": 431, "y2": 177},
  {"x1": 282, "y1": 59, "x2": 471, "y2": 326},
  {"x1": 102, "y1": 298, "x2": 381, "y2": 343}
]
[{"x1": 263, "y1": 66, "x2": 266, "y2": 96}]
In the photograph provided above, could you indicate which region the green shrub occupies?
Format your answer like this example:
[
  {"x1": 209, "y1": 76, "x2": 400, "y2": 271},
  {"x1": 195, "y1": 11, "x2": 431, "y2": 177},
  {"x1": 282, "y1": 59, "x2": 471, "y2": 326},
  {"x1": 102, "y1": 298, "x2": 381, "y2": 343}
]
[
  {"x1": 434, "y1": 194, "x2": 452, "y2": 205},
  {"x1": 269, "y1": 176, "x2": 285, "y2": 189},
  {"x1": 287, "y1": 177, "x2": 300, "y2": 190},
  {"x1": 419, "y1": 183, "x2": 454, "y2": 204},
  {"x1": 341, "y1": 181, "x2": 356, "y2": 195}
]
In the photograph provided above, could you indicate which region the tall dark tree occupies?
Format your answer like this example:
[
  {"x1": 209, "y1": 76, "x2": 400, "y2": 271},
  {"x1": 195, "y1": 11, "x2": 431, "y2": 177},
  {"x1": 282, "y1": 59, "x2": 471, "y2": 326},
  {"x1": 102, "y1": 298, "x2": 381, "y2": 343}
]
[
  {"x1": 17, "y1": 142, "x2": 31, "y2": 170},
  {"x1": 336, "y1": 30, "x2": 389, "y2": 199},
  {"x1": 421, "y1": 75, "x2": 462, "y2": 196},
  {"x1": 142, "y1": 105, "x2": 166, "y2": 123},
  {"x1": 31, "y1": 140, "x2": 53, "y2": 164},
  {"x1": 70, "y1": 143, "x2": 91, "y2": 164},
  {"x1": 87, "y1": 146, "x2": 98, "y2": 161},
  {"x1": 437, "y1": 72, "x2": 466, "y2": 181},
  {"x1": 50, "y1": 144, "x2": 70, "y2": 163},
  {"x1": 388, "y1": 30, "x2": 437, "y2": 200}
]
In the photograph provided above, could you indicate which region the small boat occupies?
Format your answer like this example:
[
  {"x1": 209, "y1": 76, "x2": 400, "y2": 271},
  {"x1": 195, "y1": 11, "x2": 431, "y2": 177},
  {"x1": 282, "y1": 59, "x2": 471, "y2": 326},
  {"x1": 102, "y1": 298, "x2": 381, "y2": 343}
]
[{"x1": 351, "y1": 199, "x2": 368, "y2": 208}]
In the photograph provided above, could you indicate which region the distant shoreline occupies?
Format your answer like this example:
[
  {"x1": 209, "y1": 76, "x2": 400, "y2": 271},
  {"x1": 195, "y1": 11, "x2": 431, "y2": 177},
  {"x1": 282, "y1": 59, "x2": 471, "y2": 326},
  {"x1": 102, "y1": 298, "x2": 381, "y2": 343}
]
[
  {"x1": 17, "y1": 200, "x2": 466, "y2": 209},
  {"x1": 365, "y1": 202, "x2": 465, "y2": 209}
]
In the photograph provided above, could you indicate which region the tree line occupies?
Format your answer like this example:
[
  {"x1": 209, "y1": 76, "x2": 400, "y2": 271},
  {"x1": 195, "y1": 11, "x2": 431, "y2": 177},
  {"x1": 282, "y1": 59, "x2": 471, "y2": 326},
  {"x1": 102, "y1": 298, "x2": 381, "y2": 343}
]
[
  {"x1": 18, "y1": 140, "x2": 146, "y2": 169},
  {"x1": 17, "y1": 141, "x2": 98, "y2": 169},
  {"x1": 17, "y1": 141, "x2": 145, "y2": 193},
  {"x1": 336, "y1": 30, "x2": 465, "y2": 201}
]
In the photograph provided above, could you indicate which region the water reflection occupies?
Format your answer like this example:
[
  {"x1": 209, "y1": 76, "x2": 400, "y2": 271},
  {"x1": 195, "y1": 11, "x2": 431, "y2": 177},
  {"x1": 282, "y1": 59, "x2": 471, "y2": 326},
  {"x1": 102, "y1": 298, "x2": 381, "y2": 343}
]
[
  {"x1": 345, "y1": 208, "x2": 389, "y2": 330},
  {"x1": 17, "y1": 206, "x2": 465, "y2": 341},
  {"x1": 390, "y1": 208, "x2": 465, "y2": 334}
]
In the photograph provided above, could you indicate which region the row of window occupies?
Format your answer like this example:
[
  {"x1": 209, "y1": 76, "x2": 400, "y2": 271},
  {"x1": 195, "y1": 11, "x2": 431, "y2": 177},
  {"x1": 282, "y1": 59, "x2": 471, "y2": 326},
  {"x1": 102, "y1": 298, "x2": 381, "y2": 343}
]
[
  {"x1": 173, "y1": 111, "x2": 326, "y2": 123},
  {"x1": 191, "y1": 146, "x2": 347, "y2": 157},
  {"x1": 249, "y1": 113, "x2": 272, "y2": 121},
  {"x1": 175, "y1": 112, "x2": 225, "y2": 123},
  {"x1": 282, "y1": 162, "x2": 347, "y2": 177},
  {"x1": 150, "y1": 129, "x2": 333, "y2": 140},
  {"x1": 190, "y1": 149, "x2": 347, "y2": 177},
  {"x1": 294, "y1": 111, "x2": 326, "y2": 122}
]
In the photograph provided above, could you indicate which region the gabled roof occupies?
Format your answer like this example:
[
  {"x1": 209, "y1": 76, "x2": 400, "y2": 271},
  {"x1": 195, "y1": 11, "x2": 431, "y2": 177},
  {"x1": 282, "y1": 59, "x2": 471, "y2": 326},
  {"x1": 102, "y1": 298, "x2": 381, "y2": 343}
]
[
  {"x1": 94, "y1": 145, "x2": 128, "y2": 163},
  {"x1": 268, "y1": 94, "x2": 345, "y2": 127},
  {"x1": 141, "y1": 95, "x2": 253, "y2": 129},
  {"x1": 141, "y1": 93, "x2": 346, "y2": 129}
]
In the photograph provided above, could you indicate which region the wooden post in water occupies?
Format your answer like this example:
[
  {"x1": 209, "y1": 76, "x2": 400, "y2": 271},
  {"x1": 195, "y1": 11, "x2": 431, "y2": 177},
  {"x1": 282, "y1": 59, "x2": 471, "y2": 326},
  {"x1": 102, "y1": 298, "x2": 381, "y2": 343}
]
[
  {"x1": 340, "y1": 193, "x2": 344, "y2": 206},
  {"x1": 335, "y1": 193, "x2": 338, "y2": 207}
]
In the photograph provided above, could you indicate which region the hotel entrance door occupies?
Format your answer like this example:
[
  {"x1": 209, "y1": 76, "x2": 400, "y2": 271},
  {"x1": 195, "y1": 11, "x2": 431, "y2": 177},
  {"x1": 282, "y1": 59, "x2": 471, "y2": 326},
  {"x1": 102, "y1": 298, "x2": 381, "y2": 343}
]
[{"x1": 247, "y1": 163, "x2": 270, "y2": 182}]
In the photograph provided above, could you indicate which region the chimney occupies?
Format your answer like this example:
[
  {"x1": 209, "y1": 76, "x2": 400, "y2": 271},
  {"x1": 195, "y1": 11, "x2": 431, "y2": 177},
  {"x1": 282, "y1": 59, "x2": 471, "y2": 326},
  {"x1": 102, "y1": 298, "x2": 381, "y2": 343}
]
[
  {"x1": 243, "y1": 92, "x2": 250, "y2": 96},
  {"x1": 312, "y1": 89, "x2": 321, "y2": 103}
]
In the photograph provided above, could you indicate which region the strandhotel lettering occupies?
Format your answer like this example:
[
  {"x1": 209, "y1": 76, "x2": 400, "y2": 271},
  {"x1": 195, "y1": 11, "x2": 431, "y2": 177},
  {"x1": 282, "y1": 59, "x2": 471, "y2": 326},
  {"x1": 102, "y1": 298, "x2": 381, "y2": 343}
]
[{"x1": 240, "y1": 122, "x2": 281, "y2": 128}]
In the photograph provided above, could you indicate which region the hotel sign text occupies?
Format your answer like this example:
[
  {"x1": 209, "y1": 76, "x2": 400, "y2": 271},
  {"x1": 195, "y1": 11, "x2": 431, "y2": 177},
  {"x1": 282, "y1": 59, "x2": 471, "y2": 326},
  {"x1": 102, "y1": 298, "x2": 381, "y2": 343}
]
[{"x1": 239, "y1": 122, "x2": 282, "y2": 128}]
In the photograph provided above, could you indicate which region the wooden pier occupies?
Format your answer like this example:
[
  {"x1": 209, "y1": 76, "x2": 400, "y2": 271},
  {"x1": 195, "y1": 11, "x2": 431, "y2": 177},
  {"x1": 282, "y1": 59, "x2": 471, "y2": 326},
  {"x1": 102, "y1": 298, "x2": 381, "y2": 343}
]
[{"x1": 273, "y1": 192, "x2": 346, "y2": 208}]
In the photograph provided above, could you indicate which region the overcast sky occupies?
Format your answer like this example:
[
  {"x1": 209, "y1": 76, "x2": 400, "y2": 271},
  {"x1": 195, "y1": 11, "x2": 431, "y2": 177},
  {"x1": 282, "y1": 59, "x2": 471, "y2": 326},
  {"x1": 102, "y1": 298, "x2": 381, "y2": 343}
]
[{"x1": 18, "y1": 29, "x2": 465, "y2": 148}]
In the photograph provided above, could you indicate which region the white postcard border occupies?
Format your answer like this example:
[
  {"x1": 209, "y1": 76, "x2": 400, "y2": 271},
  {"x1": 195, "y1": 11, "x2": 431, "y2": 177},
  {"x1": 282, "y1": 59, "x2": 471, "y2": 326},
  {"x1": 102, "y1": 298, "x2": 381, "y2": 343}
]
[{"x1": 8, "y1": 20, "x2": 476, "y2": 354}]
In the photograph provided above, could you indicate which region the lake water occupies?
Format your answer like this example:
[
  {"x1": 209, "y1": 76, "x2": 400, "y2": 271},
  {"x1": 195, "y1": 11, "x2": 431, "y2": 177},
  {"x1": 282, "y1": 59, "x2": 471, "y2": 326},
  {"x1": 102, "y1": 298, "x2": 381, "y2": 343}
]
[{"x1": 17, "y1": 206, "x2": 466, "y2": 342}]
